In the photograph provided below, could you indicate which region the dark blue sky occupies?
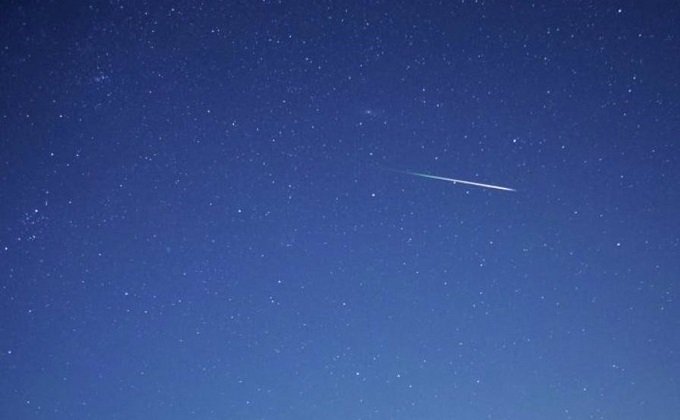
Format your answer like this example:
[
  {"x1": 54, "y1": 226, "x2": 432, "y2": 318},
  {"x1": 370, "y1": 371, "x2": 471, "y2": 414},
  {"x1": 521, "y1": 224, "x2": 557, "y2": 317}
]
[{"x1": 2, "y1": 1, "x2": 679, "y2": 419}]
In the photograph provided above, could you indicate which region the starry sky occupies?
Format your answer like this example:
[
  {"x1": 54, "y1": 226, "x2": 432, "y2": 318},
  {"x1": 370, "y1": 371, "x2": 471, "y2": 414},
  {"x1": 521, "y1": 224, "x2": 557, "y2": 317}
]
[{"x1": 1, "y1": 1, "x2": 679, "y2": 419}]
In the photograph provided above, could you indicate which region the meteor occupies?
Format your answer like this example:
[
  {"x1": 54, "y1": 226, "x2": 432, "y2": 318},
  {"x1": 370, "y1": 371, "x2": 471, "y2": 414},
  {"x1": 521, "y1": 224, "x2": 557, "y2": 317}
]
[{"x1": 396, "y1": 170, "x2": 516, "y2": 192}]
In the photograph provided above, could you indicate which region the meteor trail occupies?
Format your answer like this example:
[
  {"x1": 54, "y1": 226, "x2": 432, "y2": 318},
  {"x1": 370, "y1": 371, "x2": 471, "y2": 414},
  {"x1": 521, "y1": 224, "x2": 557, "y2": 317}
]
[{"x1": 396, "y1": 170, "x2": 516, "y2": 192}]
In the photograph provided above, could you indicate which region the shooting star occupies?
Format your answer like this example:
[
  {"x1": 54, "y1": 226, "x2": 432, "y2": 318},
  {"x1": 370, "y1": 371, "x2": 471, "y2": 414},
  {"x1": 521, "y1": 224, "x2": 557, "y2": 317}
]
[{"x1": 395, "y1": 170, "x2": 516, "y2": 192}]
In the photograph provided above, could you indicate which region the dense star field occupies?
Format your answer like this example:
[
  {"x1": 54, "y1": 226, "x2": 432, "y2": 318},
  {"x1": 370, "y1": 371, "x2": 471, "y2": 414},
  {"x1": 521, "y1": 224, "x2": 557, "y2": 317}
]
[{"x1": 1, "y1": 1, "x2": 679, "y2": 419}]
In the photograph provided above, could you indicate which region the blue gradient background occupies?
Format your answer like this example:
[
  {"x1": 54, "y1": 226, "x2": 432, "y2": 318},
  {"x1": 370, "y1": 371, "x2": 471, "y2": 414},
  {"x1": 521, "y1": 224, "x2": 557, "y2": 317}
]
[{"x1": 1, "y1": 1, "x2": 679, "y2": 419}]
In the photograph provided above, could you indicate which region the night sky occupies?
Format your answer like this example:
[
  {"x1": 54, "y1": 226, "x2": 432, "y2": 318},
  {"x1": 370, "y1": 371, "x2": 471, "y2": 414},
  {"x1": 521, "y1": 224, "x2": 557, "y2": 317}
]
[{"x1": 2, "y1": 1, "x2": 680, "y2": 419}]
